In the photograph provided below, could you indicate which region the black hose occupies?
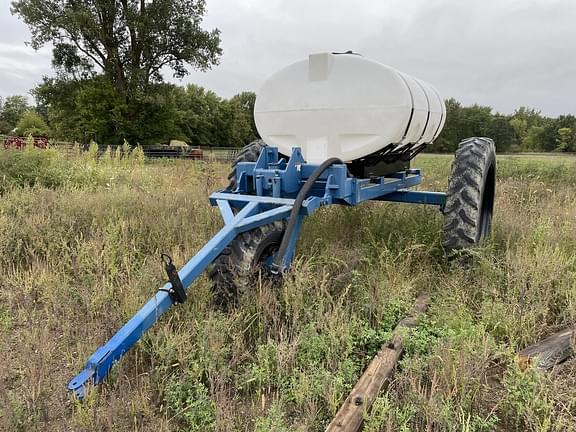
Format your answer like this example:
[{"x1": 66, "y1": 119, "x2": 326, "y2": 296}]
[{"x1": 272, "y1": 157, "x2": 343, "y2": 271}]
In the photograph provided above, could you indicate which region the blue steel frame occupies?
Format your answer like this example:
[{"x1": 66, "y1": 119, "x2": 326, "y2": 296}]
[{"x1": 68, "y1": 147, "x2": 446, "y2": 399}]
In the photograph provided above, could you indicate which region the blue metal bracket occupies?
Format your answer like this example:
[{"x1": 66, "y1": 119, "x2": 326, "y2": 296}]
[
  {"x1": 68, "y1": 147, "x2": 446, "y2": 399},
  {"x1": 379, "y1": 190, "x2": 446, "y2": 207}
]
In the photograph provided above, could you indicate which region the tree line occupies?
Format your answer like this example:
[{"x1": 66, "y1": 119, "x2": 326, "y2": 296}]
[
  {"x1": 33, "y1": 79, "x2": 260, "y2": 147},
  {"x1": 2, "y1": 89, "x2": 575, "y2": 153},
  {"x1": 5, "y1": 0, "x2": 575, "y2": 153},
  {"x1": 434, "y1": 99, "x2": 576, "y2": 153},
  {"x1": 0, "y1": 84, "x2": 259, "y2": 147}
]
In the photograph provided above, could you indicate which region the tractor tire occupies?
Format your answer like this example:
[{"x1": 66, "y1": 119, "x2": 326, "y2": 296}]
[
  {"x1": 211, "y1": 139, "x2": 286, "y2": 306},
  {"x1": 208, "y1": 221, "x2": 286, "y2": 306},
  {"x1": 226, "y1": 139, "x2": 268, "y2": 191},
  {"x1": 442, "y1": 137, "x2": 496, "y2": 251}
]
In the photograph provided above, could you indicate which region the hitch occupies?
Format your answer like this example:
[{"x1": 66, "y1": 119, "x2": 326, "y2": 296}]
[{"x1": 159, "y1": 254, "x2": 187, "y2": 303}]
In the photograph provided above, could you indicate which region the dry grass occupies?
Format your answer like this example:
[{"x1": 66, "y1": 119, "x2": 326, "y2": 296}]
[{"x1": 0, "y1": 148, "x2": 575, "y2": 431}]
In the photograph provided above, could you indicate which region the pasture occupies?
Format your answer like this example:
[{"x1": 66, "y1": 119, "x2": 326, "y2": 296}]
[{"x1": 0, "y1": 147, "x2": 575, "y2": 431}]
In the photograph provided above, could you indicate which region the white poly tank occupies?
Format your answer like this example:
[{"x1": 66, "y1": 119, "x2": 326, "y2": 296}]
[{"x1": 254, "y1": 52, "x2": 446, "y2": 163}]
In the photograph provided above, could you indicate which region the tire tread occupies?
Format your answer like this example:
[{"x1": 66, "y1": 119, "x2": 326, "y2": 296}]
[
  {"x1": 442, "y1": 137, "x2": 496, "y2": 250},
  {"x1": 210, "y1": 140, "x2": 286, "y2": 305}
]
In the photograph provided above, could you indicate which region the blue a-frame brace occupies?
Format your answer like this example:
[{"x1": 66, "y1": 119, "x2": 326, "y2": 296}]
[{"x1": 68, "y1": 147, "x2": 446, "y2": 399}]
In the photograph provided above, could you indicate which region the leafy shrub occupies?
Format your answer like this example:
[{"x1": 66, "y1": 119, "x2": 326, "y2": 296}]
[
  {"x1": 0, "y1": 145, "x2": 145, "y2": 194},
  {"x1": 503, "y1": 365, "x2": 553, "y2": 431},
  {"x1": 15, "y1": 111, "x2": 51, "y2": 137},
  {"x1": 0, "y1": 147, "x2": 66, "y2": 192},
  {"x1": 254, "y1": 403, "x2": 290, "y2": 432},
  {"x1": 164, "y1": 374, "x2": 216, "y2": 431}
]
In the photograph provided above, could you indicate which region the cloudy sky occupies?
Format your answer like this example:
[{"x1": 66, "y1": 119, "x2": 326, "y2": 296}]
[{"x1": 1, "y1": 0, "x2": 575, "y2": 116}]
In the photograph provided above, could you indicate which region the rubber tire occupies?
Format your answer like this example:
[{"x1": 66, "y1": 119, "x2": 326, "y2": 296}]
[
  {"x1": 211, "y1": 139, "x2": 286, "y2": 306},
  {"x1": 226, "y1": 139, "x2": 268, "y2": 191},
  {"x1": 442, "y1": 137, "x2": 496, "y2": 251},
  {"x1": 209, "y1": 221, "x2": 286, "y2": 306}
]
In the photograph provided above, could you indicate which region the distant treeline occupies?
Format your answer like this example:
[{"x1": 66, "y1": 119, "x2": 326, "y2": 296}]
[
  {"x1": 1, "y1": 86, "x2": 575, "y2": 153},
  {"x1": 433, "y1": 99, "x2": 576, "y2": 153},
  {"x1": 0, "y1": 80, "x2": 259, "y2": 148}
]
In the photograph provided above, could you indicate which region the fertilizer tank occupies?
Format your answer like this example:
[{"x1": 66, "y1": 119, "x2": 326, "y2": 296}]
[{"x1": 254, "y1": 52, "x2": 446, "y2": 165}]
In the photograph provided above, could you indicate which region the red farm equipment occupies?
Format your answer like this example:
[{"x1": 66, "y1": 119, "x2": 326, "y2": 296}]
[{"x1": 3, "y1": 135, "x2": 49, "y2": 150}]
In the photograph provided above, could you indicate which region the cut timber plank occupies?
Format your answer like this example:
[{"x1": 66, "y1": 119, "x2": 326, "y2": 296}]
[
  {"x1": 325, "y1": 295, "x2": 430, "y2": 432},
  {"x1": 518, "y1": 328, "x2": 575, "y2": 371}
]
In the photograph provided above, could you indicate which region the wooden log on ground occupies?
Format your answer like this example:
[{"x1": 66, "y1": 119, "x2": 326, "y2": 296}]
[
  {"x1": 325, "y1": 295, "x2": 430, "y2": 432},
  {"x1": 518, "y1": 328, "x2": 575, "y2": 371}
]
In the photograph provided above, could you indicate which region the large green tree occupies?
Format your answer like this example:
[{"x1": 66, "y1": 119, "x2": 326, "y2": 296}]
[
  {"x1": 173, "y1": 84, "x2": 223, "y2": 146},
  {"x1": 0, "y1": 95, "x2": 30, "y2": 133},
  {"x1": 230, "y1": 92, "x2": 257, "y2": 135},
  {"x1": 540, "y1": 115, "x2": 576, "y2": 152},
  {"x1": 13, "y1": 0, "x2": 222, "y2": 144},
  {"x1": 485, "y1": 114, "x2": 517, "y2": 152},
  {"x1": 170, "y1": 85, "x2": 258, "y2": 147},
  {"x1": 33, "y1": 78, "x2": 83, "y2": 140},
  {"x1": 509, "y1": 107, "x2": 546, "y2": 150},
  {"x1": 12, "y1": 0, "x2": 221, "y2": 90},
  {"x1": 34, "y1": 76, "x2": 186, "y2": 145}
]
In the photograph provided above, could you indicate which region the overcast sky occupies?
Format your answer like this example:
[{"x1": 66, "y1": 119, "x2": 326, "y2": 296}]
[{"x1": 1, "y1": 0, "x2": 575, "y2": 116}]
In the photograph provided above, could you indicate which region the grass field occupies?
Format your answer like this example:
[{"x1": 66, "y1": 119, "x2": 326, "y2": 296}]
[{"x1": 0, "y1": 147, "x2": 575, "y2": 431}]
